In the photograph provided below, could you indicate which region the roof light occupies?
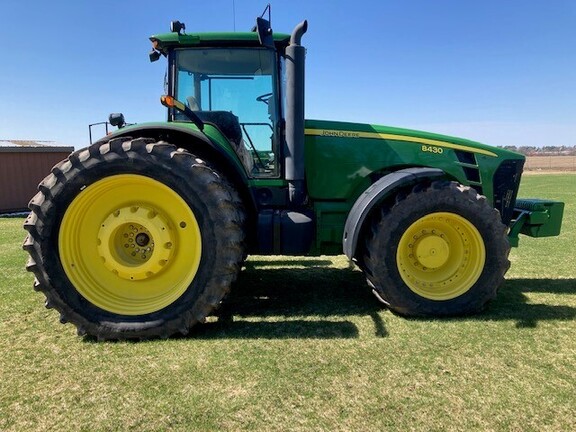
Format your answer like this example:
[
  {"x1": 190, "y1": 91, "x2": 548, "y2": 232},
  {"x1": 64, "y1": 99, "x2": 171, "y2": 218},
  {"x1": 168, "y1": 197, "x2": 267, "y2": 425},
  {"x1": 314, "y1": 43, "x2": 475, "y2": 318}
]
[{"x1": 170, "y1": 21, "x2": 186, "y2": 34}]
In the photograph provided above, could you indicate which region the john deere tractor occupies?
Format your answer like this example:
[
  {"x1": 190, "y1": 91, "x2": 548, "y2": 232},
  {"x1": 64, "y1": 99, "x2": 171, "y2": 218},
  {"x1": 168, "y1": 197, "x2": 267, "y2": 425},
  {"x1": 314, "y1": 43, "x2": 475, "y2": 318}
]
[{"x1": 23, "y1": 15, "x2": 564, "y2": 340}]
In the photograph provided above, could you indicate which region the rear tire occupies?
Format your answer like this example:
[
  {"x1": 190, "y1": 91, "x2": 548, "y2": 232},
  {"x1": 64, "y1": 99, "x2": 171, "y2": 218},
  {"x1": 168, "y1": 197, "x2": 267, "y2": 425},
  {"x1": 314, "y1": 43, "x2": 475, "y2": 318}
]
[
  {"x1": 363, "y1": 181, "x2": 510, "y2": 316},
  {"x1": 23, "y1": 137, "x2": 246, "y2": 340}
]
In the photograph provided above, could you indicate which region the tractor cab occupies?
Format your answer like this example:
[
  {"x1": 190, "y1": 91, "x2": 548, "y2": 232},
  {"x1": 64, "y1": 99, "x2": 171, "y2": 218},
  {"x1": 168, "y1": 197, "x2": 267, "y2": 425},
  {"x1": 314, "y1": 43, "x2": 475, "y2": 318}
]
[{"x1": 149, "y1": 20, "x2": 295, "y2": 180}]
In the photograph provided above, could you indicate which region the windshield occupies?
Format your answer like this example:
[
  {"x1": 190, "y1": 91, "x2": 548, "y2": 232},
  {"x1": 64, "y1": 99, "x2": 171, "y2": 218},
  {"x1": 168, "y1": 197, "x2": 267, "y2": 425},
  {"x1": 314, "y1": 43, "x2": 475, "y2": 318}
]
[{"x1": 173, "y1": 48, "x2": 280, "y2": 176}]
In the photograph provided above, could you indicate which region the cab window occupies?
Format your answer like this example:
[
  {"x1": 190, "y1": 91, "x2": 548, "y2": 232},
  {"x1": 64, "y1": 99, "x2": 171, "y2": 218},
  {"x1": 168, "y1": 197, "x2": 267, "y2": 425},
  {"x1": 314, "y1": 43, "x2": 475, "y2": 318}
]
[{"x1": 174, "y1": 48, "x2": 280, "y2": 177}]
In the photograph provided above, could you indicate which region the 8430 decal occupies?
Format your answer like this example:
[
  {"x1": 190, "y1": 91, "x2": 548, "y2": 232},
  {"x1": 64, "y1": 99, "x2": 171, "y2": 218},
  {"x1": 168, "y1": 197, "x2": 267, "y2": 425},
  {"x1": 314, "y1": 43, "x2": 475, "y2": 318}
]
[{"x1": 421, "y1": 145, "x2": 444, "y2": 154}]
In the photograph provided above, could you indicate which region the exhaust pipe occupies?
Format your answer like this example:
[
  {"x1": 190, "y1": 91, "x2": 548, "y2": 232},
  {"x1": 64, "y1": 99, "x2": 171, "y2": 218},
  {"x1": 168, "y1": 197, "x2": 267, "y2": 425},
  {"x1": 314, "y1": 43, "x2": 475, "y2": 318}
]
[{"x1": 285, "y1": 20, "x2": 308, "y2": 206}]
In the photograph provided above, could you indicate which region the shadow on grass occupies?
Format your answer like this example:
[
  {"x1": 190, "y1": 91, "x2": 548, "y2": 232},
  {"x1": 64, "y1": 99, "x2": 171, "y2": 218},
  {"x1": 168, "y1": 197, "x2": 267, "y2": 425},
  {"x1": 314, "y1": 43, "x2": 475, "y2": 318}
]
[
  {"x1": 479, "y1": 278, "x2": 576, "y2": 328},
  {"x1": 247, "y1": 259, "x2": 334, "y2": 268},
  {"x1": 194, "y1": 319, "x2": 360, "y2": 339},
  {"x1": 194, "y1": 264, "x2": 384, "y2": 339},
  {"x1": 193, "y1": 265, "x2": 576, "y2": 338}
]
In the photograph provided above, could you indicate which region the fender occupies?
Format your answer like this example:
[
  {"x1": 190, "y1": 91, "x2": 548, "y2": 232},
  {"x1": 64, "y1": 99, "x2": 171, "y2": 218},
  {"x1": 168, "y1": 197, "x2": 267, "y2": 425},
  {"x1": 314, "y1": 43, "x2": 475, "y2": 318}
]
[
  {"x1": 94, "y1": 123, "x2": 248, "y2": 183},
  {"x1": 342, "y1": 167, "x2": 445, "y2": 260}
]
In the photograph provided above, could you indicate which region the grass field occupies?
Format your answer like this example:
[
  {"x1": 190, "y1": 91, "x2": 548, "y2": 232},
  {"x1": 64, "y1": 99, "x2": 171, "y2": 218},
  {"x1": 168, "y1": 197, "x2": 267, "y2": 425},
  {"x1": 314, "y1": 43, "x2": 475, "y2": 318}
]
[{"x1": 1, "y1": 174, "x2": 575, "y2": 431}]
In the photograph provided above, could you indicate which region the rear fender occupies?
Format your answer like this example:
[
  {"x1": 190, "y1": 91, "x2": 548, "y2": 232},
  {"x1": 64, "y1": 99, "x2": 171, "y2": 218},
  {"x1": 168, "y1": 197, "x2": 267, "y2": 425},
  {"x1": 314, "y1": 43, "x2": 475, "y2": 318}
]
[
  {"x1": 94, "y1": 124, "x2": 247, "y2": 182},
  {"x1": 343, "y1": 168, "x2": 445, "y2": 260}
]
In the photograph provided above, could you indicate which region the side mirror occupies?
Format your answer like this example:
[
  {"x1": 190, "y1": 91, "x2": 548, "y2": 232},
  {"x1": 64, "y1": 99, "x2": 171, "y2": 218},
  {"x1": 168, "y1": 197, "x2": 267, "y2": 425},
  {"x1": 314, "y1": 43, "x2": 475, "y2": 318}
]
[
  {"x1": 149, "y1": 50, "x2": 161, "y2": 62},
  {"x1": 255, "y1": 17, "x2": 274, "y2": 48},
  {"x1": 109, "y1": 113, "x2": 126, "y2": 128}
]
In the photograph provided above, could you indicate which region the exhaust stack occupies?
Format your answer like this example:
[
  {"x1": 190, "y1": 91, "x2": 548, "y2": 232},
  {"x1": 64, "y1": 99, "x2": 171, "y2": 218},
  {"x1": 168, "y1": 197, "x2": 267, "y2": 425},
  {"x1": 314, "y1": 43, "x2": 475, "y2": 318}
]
[{"x1": 284, "y1": 20, "x2": 308, "y2": 206}]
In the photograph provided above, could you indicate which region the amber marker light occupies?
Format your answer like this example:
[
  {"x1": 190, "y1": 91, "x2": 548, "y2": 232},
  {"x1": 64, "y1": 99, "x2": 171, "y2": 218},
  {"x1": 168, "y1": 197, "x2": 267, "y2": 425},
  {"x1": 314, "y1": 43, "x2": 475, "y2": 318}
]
[
  {"x1": 160, "y1": 95, "x2": 173, "y2": 107},
  {"x1": 159, "y1": 94, "x2": 205, "y2": 130},
  {"x1": 160, "y1": 95, "x2": 186, "y2": 111}
]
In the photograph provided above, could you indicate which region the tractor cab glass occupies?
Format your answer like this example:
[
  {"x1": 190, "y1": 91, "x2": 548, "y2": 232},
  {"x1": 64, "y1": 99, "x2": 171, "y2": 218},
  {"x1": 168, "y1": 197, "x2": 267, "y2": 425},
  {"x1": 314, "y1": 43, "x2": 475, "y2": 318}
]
[{"x1": 173, "y1": 48, "x2": 280, "y2": 177}]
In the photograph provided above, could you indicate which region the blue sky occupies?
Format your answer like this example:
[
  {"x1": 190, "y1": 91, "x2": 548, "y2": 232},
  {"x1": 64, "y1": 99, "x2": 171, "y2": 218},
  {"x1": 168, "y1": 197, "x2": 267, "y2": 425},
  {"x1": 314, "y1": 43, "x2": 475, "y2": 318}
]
[{"x1": 1, "y1": 0, "x2": 574, "y2": 148}]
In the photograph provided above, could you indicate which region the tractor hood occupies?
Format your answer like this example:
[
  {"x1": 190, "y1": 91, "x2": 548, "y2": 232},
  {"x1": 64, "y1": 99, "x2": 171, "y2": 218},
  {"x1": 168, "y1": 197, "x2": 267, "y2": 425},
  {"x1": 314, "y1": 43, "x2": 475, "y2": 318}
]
[
  {"x1": 303, "y1": 118, "x2": 525, "y2": 212},
  {"x1": 304, "y1": 119, "x2": 523, "y2": 160}
]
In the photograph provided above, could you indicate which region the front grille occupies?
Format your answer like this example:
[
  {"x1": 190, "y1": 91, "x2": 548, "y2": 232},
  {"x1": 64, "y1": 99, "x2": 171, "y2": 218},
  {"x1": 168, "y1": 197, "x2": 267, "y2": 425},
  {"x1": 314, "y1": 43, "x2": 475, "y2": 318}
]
[{"x1": 493, "y1": 159, "x2": 525, "y2": 224}]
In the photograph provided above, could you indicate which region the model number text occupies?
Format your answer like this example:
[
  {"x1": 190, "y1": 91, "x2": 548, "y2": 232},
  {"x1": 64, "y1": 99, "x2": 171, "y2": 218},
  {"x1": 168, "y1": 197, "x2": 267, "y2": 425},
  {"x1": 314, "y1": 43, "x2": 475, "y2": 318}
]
[{"x1": 421, "y1": 145, "x2": 444, "y2": 154}]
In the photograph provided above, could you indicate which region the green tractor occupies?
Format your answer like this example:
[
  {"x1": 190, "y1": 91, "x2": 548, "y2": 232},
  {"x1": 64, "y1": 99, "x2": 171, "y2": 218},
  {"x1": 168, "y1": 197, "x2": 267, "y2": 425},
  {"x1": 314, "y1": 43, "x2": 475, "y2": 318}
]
[{"x1": 23, "y1": 16, "x2": 564, "y2": 340}]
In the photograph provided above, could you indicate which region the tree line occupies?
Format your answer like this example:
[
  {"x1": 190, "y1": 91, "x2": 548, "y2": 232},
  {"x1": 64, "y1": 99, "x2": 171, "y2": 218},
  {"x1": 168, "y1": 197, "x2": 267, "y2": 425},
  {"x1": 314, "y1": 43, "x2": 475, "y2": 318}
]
[{"x1": 497, "y1": 145, "x2": 576, "y2": 156}]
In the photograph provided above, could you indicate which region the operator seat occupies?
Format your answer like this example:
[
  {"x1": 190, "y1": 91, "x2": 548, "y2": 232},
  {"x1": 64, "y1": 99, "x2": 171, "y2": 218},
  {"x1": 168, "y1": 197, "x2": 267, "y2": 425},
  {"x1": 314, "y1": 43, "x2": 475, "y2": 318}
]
[
  {"x1": 186, "y1": 96, "x2": 200, "y2": 111},
  {"x1": 195, "y1": 111, "x2": 243, "y2": 147},
  {"x1": 194, "y1": 110, "x2": 254, "y2": 173}
]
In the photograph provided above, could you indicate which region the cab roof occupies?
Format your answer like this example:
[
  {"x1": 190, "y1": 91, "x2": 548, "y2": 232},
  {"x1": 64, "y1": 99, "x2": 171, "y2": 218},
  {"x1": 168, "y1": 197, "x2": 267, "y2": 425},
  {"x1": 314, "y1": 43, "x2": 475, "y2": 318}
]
[{"x1": 150, "y1": 31, "x2": 291, "y2": 53}]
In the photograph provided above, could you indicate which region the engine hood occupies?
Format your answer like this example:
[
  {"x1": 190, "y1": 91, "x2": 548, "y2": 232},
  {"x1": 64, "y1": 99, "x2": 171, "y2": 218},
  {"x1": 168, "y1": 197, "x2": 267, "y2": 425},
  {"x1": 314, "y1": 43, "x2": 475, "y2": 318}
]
[{"x1": 304, "y1": 119, "x2": 523, "y2": 160}]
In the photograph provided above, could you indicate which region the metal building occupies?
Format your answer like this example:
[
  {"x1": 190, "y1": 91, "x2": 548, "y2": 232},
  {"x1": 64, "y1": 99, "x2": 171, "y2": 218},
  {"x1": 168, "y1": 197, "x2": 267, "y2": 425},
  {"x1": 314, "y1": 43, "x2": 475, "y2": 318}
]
[{"x1": 0, "y1": 140, "x2": 73, "y2": 213}]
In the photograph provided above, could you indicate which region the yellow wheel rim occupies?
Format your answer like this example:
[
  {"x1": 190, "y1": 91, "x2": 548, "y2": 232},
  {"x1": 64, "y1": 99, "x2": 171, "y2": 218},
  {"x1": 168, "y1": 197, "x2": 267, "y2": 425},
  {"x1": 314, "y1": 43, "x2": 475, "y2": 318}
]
[
  {"x1": 396, "y1": 212, "x2": 485, "y2": 301},
  {"x1": 59, "y1": 174, "x2": 202, "y2": 315}
]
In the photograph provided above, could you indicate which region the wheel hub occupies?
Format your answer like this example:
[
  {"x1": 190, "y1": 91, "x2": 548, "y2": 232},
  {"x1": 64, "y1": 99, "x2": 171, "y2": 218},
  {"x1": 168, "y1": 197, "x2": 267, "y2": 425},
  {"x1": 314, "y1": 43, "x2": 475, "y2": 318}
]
[
  {"x1": 135, "y1": 232, "x2": 151, "y2": 247},
  {"x1": 414, "y1": 233, "x2": 450, "y2": 269},
  {"x1": 97, "y1": 206, "x2": 174, "y2": 281}
]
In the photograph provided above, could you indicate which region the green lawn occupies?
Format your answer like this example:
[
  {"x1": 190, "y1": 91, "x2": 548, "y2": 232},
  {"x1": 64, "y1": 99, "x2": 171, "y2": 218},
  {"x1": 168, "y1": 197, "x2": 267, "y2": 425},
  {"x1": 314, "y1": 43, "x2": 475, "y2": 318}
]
[{"x1": 1, "y1": 174, "x2": 575, "y2": 431}]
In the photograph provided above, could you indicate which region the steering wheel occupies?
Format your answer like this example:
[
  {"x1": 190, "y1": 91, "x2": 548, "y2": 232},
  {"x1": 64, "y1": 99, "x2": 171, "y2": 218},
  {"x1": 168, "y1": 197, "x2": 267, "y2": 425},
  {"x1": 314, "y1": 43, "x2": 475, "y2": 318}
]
[{"x1": 256, "y1": 92, "x2": 273, "y2": 105}]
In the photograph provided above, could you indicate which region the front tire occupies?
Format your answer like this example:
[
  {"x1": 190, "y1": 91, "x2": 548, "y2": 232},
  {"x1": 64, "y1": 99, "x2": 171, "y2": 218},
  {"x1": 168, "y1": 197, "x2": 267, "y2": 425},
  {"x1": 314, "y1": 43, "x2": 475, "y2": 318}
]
[
  {"x1": 23, "y1": 138, "x2": 246, "y2": 340},
  {"x1": 363, "y1": 181, "x2": 510, "y2": 316}
]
